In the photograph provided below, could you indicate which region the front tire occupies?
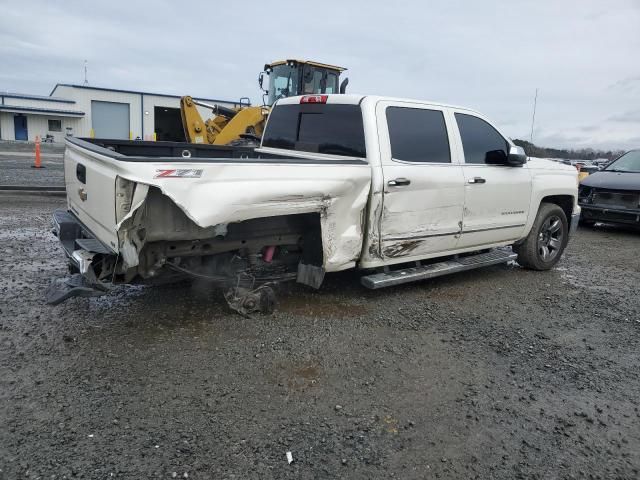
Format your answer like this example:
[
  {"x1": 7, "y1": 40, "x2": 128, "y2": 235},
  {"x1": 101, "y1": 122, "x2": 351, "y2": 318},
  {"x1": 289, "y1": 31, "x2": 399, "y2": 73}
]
[{"x1": 515, "y1": 203, "x2": 568, "y2": 270}]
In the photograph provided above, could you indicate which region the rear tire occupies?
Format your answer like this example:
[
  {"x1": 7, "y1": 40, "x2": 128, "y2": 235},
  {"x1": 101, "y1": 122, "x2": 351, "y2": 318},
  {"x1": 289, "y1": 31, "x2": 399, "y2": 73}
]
[{"x1": 515, "y1": 203, "x2": 568, "y2": 271}]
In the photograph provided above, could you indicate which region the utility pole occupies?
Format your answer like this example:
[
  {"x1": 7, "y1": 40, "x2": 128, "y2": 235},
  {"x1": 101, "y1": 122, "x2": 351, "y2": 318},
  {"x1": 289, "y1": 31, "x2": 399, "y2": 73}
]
[
  {"x1": 83, "y1": 60, "x2": 89, "y2": 86},
  {"x1": 529, "y1": 88, "x2": 538, "y2": 143}
]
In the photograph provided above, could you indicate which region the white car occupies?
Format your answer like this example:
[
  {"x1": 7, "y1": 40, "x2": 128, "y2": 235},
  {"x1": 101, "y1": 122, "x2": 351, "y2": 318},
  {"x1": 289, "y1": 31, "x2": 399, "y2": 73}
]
[{"x1": 51, "y1": 94, "x2": 580, "y2": 313}]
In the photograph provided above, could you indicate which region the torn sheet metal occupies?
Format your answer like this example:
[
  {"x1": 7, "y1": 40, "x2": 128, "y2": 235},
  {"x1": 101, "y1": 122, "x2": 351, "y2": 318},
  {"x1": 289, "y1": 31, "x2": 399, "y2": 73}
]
[{"x1": 65, "y1": 140, "x2": 372, "y2": 272}]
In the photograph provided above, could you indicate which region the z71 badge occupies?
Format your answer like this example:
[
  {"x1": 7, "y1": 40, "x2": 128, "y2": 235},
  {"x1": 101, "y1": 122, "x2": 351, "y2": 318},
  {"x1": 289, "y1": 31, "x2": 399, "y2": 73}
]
[{"x1": 154, "y1": 169, "x2": 203, "y2": 178}]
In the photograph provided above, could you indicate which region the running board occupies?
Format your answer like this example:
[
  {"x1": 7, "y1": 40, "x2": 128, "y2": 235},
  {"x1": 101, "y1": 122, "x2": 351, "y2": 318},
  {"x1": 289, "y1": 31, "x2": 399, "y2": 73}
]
[{"x1": 360, "y1": 249, "x2": 517, "y2": 289}]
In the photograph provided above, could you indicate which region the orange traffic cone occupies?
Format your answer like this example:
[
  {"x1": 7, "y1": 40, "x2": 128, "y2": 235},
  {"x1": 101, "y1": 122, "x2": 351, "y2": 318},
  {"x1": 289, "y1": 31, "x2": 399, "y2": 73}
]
[{"x1": 31, "y1": 135, "x2": 44, "y2": 169}]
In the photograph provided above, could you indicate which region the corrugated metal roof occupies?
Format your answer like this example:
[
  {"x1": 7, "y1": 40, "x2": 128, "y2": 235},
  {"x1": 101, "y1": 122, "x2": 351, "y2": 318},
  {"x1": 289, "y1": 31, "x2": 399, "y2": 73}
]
[
  {"x1": 0, "y1": 92, "x2": 75, "y2": 104},
  {"x1": 0, "y1": 105, "x2": 85, "y2": 116},
  {"x1": 50, "y1": 84, "x2": 247, "y2": 105}
]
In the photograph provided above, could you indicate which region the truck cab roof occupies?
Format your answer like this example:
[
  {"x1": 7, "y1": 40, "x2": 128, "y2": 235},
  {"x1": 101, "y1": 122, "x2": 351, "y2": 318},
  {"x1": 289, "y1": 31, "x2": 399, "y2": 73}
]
[{"x1": 275, "y1": 93, "x2": 481, "y2": 115}]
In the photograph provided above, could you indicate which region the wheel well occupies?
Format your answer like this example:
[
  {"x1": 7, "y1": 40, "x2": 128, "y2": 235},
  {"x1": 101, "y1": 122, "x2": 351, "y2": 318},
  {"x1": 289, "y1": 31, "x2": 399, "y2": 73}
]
[
  {"x1": 143, "y1": 211, "x2": 324, "y2": 261},
  {"x1": 240, "y1": 212, "x2": 323, "y2": 267},
  {"x1": 540, "y1": 195, "x2": 573, "y2": 222}
]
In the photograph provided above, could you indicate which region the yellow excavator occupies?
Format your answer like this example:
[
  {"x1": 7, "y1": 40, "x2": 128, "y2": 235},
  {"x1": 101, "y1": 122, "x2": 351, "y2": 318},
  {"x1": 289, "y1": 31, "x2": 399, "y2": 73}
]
[{"x1": 180, "y1": 59, "x2": 348, "y2": 146}]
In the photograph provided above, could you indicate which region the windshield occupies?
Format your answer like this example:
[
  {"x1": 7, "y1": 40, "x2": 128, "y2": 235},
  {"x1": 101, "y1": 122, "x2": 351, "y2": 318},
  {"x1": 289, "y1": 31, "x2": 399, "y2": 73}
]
[
  {"x1": 605, "y1": 150, "x2": 640, "y2": 173},
  {"x1": 267, "y1": 65, "x2": 299, "y2": 106}
]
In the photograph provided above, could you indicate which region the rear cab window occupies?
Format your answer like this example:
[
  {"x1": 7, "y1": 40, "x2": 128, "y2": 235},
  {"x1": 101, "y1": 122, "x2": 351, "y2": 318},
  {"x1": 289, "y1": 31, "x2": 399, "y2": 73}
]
[{"x1": 262, "y1": 103, "x2": 366, "y2": 158}]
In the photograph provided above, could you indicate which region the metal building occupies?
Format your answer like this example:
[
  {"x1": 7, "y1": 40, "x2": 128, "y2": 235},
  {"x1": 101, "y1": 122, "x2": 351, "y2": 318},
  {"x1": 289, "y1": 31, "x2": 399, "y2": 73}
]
[{"x1": 0, "y1": 84, "x2": 245, "y2": 143}]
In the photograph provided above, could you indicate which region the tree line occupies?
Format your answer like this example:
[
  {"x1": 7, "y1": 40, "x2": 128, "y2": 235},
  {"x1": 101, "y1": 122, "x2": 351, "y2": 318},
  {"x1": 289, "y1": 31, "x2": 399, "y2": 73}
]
[{"x1": 513, "y1": 139, "x2": 625, "y2": 161}]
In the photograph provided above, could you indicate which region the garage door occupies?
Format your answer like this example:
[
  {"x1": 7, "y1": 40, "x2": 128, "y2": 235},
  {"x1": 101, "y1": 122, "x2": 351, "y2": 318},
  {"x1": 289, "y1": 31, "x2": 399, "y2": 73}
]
[{"x1": 91, "y1": 100, "x2": 130, "y2": 139}]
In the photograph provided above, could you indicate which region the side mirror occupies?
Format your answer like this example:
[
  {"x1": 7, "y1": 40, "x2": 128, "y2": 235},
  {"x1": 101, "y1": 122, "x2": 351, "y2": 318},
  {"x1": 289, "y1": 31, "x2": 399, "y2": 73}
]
[
  {"x1": 258, "y1": 72, "x2": 266, "y2": 91},
  {"x1": 507, "y1": 145, "x2": 527, "y2": 166}
]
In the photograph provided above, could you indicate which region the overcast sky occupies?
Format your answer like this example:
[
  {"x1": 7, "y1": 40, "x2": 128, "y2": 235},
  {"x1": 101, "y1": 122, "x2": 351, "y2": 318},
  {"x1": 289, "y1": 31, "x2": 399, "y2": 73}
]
[{"x1": 1, "y1": 0, "x2": 639, "y2": 150}]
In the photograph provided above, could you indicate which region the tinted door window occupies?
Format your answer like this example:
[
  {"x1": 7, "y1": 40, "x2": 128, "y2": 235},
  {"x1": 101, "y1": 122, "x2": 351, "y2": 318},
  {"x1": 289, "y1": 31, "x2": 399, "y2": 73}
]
[
  {"x1": 386, "y1": 107, "x2": 450, "y2": 163},
  {"x1": 455, "y1": 113, "x2": 509, "y2": 165},
  {"x1": 262, "y1": 104, "x2": 366, "y2": 158}
]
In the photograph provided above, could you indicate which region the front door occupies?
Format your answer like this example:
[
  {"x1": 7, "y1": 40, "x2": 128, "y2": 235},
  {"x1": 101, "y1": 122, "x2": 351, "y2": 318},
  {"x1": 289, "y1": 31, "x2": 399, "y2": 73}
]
[
  {"x1": 452, "y1": 111, "x2": 532, "y2": 248},
  {"x1": 377, "y1": 102, "x2": 465, "y2": 262},
  {"x1": 14, "y1": 115, "x2": 28, "y2": 140}
]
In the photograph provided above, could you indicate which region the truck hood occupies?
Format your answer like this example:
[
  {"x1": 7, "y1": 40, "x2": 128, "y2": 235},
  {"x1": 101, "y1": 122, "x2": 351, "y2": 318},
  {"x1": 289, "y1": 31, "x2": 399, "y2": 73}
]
[
  {"x1": 580, "y1": 170, "x2": 640, "y2": 191},
  {"x1": 527, "y1": 157, "x2": 577, "y2": 172}
]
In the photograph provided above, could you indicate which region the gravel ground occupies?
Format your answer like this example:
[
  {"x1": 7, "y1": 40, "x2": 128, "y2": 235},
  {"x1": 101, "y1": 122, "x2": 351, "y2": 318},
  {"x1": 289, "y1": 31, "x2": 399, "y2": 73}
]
[
  {"x1": 0, "y1": 141, "x2": 64, "y2": 186},
  {"x1": 1, "y1": 195, "x2": 639, "y2": 479}
]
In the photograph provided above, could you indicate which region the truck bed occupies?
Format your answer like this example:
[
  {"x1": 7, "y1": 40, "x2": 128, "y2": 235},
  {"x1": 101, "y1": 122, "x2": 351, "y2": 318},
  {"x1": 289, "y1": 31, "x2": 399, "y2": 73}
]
[
  {"x1": 68, "y1": 137, "x2": 367, "y2": 165},
  {"x1": 70, "y1": 137, "x2": 258, "y2": 161}
]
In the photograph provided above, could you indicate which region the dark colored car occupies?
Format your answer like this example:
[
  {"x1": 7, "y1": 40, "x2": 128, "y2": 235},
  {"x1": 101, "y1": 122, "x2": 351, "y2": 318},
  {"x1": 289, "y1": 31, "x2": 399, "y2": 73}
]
[{"x1": 578, "y1": 149, "x2": 640, "y2": 226}]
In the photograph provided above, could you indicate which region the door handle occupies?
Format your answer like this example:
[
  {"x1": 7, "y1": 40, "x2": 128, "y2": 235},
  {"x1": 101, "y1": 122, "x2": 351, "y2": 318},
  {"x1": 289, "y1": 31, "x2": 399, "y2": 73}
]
[
  {"x1": 76, "y1": 163, "x2": 86, "y2": 184},
  {"x1": 388, "y1": 177, "x2": 411, "y2": 187},
  {"x1": 468, "y1": 177, "x2": 486, "y2": 184}
]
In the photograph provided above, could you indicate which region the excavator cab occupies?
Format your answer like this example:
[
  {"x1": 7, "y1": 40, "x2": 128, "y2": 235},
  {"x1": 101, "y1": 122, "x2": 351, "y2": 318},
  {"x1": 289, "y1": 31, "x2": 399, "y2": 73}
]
[
  {"x1": 260, "y1": 60, "x2": 348, "y2": 106},
  {"x1": 181, "y1": 59, "x2": 348, "y2": 146}
]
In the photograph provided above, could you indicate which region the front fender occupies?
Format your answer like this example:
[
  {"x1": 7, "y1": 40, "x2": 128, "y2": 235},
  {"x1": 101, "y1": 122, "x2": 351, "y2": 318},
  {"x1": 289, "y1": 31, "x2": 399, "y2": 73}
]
[{"x1": 524, "y1": 165, "x2": 579, "y2": 237}]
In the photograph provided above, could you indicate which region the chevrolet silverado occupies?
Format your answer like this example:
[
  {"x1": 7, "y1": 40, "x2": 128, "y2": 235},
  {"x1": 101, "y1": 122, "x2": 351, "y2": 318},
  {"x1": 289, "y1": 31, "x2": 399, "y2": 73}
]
[{"x1": 50, "y1": 94, "x2": 580, "y2": 313}]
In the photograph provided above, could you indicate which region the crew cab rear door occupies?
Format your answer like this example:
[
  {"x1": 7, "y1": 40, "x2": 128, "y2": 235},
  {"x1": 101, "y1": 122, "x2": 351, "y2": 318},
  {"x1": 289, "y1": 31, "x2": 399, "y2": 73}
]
[{"x1": 377, "y1": 101, "x2": 465, "y2": 261}]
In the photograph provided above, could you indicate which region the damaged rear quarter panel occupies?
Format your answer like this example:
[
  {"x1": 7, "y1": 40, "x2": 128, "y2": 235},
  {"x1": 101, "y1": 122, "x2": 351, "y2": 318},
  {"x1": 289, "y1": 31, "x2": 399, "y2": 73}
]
[{"x1": 111, "y1": 161, "x2": 372, "y2": 272}]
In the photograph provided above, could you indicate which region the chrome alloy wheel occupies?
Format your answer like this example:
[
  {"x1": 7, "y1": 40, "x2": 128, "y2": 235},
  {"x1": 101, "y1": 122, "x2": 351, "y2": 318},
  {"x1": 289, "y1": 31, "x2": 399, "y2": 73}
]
[{"x1": 537, "y1": 215, "x2": 564, "y2": 262}]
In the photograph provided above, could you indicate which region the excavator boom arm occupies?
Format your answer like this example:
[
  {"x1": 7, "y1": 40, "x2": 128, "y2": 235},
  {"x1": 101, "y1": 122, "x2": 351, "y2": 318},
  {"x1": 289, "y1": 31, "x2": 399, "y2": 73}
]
[
  {"x1": 180, "y1": 96, "x2": 265, "y2": 145},
  {"x1": 180, "y1": 96, "x2": 215, "y2": 144}
]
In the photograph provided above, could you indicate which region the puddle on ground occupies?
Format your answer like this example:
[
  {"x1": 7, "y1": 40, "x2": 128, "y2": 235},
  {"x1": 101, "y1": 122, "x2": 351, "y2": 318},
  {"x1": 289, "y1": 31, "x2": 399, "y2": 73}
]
[
  {"x1": 279, "y1": 294, "x2": 369, "y2": 317},
  {"x1": 265, "y1": 361, "x2": 323, "y2": 392},
  {"x1": 556, "y1": 265, "x2": 618, "y2": 295}
]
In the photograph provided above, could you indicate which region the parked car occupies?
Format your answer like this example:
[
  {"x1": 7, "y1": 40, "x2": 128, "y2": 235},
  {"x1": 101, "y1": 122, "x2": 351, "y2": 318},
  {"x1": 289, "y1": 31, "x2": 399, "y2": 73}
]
[
  {"x1": 592, "y1": 158, "x2": 611, "y2": 169},
  {"x1": 579, "y1": 149, "x2": 640, "y2": 226},
  {"x1": 577, "y1": 162, "x2": 600, "y2": 181},
  {"x1": 559, "y1": 159, "x2": 598, "y2": 181},
  {"x1": 50, "y1": 94, "x2": 580, "y2": 313}
]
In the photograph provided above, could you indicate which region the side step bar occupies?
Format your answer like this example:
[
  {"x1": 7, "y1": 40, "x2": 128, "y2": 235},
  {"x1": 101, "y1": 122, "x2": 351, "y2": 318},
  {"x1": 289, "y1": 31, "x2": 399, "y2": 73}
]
[{"x1": 360, "y1": 249, "x2": 517, "y2": 289}]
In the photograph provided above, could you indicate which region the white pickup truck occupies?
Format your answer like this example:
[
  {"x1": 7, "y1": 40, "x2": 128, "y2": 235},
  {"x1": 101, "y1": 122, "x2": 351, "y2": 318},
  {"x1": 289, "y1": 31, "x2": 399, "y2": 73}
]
[{"x1": 51, "y1": 94, "x2": 580, "y2": 313}]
